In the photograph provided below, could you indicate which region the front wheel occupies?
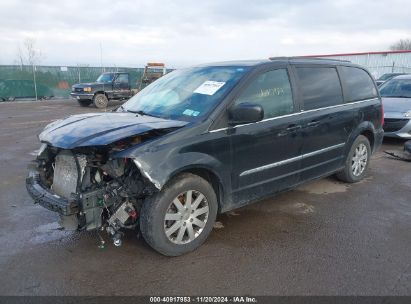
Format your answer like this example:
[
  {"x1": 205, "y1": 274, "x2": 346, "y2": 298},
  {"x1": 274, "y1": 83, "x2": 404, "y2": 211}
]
[
  {"x1": 93, "y1": 94, "x2": 108, "y2": 108},
  {"x1": 336, "y1": 135, "x2": 371, "y2": 183},
  {"x1": 140, "y1": 173, "x2": 218, "y2": 256}
]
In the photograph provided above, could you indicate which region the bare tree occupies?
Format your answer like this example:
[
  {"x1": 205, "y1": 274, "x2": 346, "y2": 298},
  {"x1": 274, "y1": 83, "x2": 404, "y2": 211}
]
[
  {"x1": 390, "y1": 39, "x2": 411, "y2": 51},
  {"x1": 15, "y1": 45, "x2": 25, "y2": 70},
  {"x1": 23, "y1": 38, "x2": 43, "y2": 65},
  {"x1": 14, "y1": 38, "x2": 44, "y2": 100},
  {"x1": 15, "y1": 38, "x2": 44, "y2": 67}
]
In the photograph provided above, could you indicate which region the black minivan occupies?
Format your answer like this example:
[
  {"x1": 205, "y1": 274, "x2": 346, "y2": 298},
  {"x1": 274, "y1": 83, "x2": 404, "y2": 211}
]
[{"x1": 27, "y1": 58, "x2": 384, "y2": 256}]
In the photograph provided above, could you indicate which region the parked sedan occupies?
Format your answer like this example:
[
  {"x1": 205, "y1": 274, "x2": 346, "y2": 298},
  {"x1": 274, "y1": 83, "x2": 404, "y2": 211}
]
[
  {"x1": 380, "y1": 75, "x2": 411, "y2": 138},
  {"x1": 376, "y1": 73, "x2": 408, "y2": 87}
]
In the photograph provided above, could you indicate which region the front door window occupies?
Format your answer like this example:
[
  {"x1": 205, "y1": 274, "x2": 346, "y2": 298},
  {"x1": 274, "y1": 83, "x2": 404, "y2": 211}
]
[{"x1": 234, "y1": 69, "x2": 294, "y2": 119}]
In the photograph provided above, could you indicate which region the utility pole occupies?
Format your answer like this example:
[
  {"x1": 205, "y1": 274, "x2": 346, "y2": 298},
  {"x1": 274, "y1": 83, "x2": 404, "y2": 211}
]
[
  {"x1": 77, "y1": 64, "x2": 81, "y2": 83},
  {"x1": 32, "y1": 63, "x2": 38, "y2": 101},
  {"x1": 100, "y1": 42, "x2": 104, "y2": 72}
]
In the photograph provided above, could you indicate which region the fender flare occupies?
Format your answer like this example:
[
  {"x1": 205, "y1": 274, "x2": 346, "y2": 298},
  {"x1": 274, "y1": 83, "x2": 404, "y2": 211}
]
[
  {"x1": 93, "y1": 91, "x2": 110, "y2": 100},
  {"x1": 345, "y1": 121, "x2": 376, "y2": 155}
]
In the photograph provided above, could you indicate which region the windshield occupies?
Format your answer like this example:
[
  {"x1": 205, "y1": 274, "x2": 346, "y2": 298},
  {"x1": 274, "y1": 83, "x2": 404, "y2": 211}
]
[
  {"x1": 378, "y1": 73, "x2": 403, "y2": 81},
  {"x1": 96, "y1": 73, "x2": 114, "y2": 83},
  {"x1": 380, "y1": 78, "x2": 411, "y2": 98},
  {"x1": 122, "y1": 66, "x2": 249, "y2": 122}
]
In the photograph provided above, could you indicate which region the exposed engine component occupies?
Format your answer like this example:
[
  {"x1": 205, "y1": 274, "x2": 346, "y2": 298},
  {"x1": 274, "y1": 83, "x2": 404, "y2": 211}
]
[
  {"x1": 52, "y1": 150, "x2": 84, "y2": 198},
  {"x1": 30, "y1": 145, "x2": 155, "y2": 247},
  {"x1": 106, "y1": 200, "x2": 138, "y2": 246},
  {"x1": 108, "y1": 200, "x2": 137, "y2": 229}
]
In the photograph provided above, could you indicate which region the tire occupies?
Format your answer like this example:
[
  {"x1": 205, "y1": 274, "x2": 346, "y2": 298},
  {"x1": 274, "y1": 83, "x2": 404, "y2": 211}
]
[
  {"x1": 140, "y1": 173, "x2": 218, "y2": 256},
  {"x1": 405, "y1": 140, "x2": 411, "y2": 154},
  {"x1": 93, "y1": 94, "x2": 108, "y2": 108},
  {"x1": 336, "y1": 135, "x2": 371, "y2": 183},
  {"x1": 77, "y1": 99, "x2": 92, "y2": 107}
]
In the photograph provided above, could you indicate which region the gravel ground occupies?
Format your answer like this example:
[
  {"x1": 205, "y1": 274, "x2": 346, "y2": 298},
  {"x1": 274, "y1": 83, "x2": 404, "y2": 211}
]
[{"x1": 0, "y1": 99, "x2": 410, "y2": 296}]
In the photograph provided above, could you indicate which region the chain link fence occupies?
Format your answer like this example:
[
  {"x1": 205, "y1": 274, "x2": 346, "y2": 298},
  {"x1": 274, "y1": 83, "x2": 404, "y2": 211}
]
[
  {"x1": 0, "y1": 65, "x2": 147, "y2": 101},
  {"x1": 2, "y1": 60, "x2": 411, "y2": 101}
]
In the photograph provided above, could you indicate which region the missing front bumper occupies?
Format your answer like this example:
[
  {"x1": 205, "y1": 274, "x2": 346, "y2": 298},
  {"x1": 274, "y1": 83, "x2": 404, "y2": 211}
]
[
  {"x1": 26, "y1": 169, "x2": 78, "y2": 216},
  {"x1": 26, "y1": 166, "x2": 105, "y2": 230}
]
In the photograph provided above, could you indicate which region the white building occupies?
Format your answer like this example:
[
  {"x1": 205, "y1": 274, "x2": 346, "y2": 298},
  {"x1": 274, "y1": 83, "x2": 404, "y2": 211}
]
[{"x1": 304, "y1": 50, "x2": 411, "y2": 78}]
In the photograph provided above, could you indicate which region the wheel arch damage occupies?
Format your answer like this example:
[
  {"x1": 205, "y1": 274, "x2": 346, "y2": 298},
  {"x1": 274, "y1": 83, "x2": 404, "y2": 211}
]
[{"x1": 128, "y1": 153, "x2": 228, "y2": 212}]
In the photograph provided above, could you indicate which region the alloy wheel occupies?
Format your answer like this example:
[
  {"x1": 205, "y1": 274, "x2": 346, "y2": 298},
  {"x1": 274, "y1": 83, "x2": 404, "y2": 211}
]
[
  {"x1": 351, "y1": 143, "x2": 368, "y2": 176},
  {"x1": 163, "y1": 190, "x2": 209, "y2": 245}
]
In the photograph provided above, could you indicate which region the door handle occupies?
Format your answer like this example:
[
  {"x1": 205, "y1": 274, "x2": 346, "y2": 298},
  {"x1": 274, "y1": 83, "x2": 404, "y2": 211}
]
[
  {"x1": 286, "y1": 125, "x2": 302, "y2": 132},
  {"x1": 306, "y1": 120, "x2": 319, "y2": 127},
  {"x1": 278, "y1": 124, "x2": 302, "y2": 136}
]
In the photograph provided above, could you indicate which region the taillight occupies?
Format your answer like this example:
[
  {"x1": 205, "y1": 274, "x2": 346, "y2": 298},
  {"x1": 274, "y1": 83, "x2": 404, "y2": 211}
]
[{"x1": 381, "y1": 103, "x2": 384, "y2": 127}]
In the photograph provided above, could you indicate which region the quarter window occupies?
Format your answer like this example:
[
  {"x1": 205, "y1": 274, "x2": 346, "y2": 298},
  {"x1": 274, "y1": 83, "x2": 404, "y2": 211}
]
[
  {"x1": 235, "y1": 69, "x2": 294, "y2": 119},
  {"x1": 296, "y1": 67, "x2": 343, "y2": 110},
  {"x1": 340, "y1": 67, "x2": 378, "y2": 102}
]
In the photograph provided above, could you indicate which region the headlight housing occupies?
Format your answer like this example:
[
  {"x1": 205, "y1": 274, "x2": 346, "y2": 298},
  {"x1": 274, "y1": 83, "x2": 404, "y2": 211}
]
[
  {"x1": 83, "y1": 87, "x2": 92, "y2": 92},
  {"x1": 404, "y1": 110, "x2": 411, "y2": 118}
]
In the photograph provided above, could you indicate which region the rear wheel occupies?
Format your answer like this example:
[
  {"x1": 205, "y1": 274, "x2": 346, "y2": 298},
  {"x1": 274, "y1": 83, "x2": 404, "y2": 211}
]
[
  {"x1": 77, "y1": 99, "x2": 92, "y2": 107},
  {"x1": 336, "y1": 135, "x2": 371, "y2": 183},
  {"x1": 140, "y1": 173, "x2": 218, "y2": 256},
  {"x1": 93, "y1": 94, "x2": 108, "y2": 108}
]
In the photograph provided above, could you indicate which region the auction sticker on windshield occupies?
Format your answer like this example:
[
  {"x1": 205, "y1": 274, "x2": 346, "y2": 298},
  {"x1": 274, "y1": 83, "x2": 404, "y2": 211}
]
[
  {"x1": 194, "y1": 81, "x2": 226, "y2": 95},
  {"x1": 183, "y1": 109, "x2": 200, "y2": 116}
]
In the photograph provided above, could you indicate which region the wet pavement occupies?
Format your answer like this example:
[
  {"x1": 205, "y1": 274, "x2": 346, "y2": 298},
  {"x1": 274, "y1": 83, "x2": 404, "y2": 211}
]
[{"x1": 0, "y1": 100, "x2": 410, "y2": 295}]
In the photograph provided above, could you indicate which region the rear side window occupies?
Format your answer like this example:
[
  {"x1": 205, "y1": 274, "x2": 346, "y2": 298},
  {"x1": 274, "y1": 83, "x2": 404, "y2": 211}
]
[
  {"x1": 296, "y1": 67, "x2": 343, "y2": 110},
  {"x1": 340, "y1": 66, "x2": 378, "y2": 102}
]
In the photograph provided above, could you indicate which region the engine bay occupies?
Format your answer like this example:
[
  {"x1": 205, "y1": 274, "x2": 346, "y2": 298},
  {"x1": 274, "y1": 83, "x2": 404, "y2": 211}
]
[{"x1": 34, "y1": 142, "x2": 156, "y2": 247}]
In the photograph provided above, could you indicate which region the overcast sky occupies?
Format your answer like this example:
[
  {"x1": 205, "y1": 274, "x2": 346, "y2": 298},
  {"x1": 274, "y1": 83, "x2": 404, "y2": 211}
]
[{"x1": 0, "y1": 0, "x2": 410, "y2": 68}]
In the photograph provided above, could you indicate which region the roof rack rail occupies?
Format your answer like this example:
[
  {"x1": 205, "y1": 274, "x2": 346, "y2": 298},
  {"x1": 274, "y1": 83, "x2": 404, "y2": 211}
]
[{"x1": 269, "y1": 56, "x2": 351, "y2": 63}]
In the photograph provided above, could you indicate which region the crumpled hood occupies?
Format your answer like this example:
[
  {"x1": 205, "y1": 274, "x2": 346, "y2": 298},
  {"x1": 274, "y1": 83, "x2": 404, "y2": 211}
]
[
  {"x1": 39, "y1": 112, "x2": 188, "y2": 149},
  {"x1": 382, "y1": 97, "x2": 411, "y2": 114}
]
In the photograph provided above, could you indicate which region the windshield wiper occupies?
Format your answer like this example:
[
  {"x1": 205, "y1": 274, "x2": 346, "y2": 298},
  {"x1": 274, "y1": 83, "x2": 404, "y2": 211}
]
[{"x1": 127, "y1": 110, "x2": 161, "y2": 118}]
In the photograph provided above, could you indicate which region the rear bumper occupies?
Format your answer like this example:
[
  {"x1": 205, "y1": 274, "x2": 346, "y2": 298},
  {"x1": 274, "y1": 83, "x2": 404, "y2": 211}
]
[
  {"x1": 26, "y1": 165, "x2": 78, "y2": 216},
  {"x1": 70, "y1": 93, "x2": 94, "y2": 100}
]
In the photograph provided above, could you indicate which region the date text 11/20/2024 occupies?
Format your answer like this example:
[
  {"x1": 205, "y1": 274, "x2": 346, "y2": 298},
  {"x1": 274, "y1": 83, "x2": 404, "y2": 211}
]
[{"x1": 149, "y1": 296, "x2": 258, "y2": 303}]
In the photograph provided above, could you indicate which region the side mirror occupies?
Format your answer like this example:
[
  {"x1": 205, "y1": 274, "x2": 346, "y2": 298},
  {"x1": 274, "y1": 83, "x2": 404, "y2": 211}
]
[{"x1": 228, "y1": 102, "x2": 264, "y2": 125}]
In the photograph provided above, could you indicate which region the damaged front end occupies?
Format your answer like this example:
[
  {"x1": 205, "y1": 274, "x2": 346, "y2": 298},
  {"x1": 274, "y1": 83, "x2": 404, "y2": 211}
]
[{"x1": 26, "y1": 135, "x2": 160, "y2": 247}]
